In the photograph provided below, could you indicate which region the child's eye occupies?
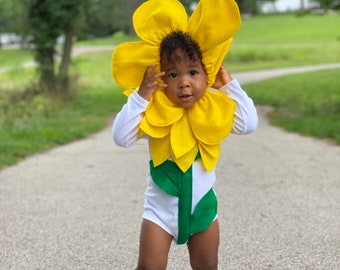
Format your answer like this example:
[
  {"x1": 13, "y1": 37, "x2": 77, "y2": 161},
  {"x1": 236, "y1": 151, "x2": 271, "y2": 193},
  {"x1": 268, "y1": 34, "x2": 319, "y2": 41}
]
[
  {"x1": 168, "y1": 72, "x2": 177, "y2": 78},
  {"x1": 190, "y1": 70, "x2": 198, "y2": 76}
]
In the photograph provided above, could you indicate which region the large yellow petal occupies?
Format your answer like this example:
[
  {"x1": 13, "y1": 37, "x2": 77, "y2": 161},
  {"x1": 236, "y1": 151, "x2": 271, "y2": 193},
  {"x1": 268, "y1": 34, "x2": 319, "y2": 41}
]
[
  {"x1": 112, "y1": 41, "x2": 158, "y2": 89},
  {"x1": 145, "y1": 90, "x2": 184, "y2": 127},
  {"x1": 133, "y1": 0, "x2": 188, "y2": 45},
  {"x1": 187, "y1": 0, "x2": 241, "y2": 52},
  {"x1": 170, "y1": 111, "x2": 197, "y2": 159},
  {"x1": 150, "y1": 135, "x2": 171, "y2": 167},
  {"x1": 189, "y1": 90, "x2": 235, "y2": 145}
]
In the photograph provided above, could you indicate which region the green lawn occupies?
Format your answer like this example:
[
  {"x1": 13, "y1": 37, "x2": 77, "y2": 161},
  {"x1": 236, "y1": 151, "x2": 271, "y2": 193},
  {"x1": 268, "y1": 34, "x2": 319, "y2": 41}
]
[
  {"x1": 0, "y1": 49, "x2": 33, "y2": 68},
  {"x1": 227, "y1": 13, "x2": 340, "y2": 71},
  {"x1": 0, "y1": 51, "x2": 126, "y2": 168},
  {"x1": 244, "y1": 68, "x2": 340, "y2": 143}
]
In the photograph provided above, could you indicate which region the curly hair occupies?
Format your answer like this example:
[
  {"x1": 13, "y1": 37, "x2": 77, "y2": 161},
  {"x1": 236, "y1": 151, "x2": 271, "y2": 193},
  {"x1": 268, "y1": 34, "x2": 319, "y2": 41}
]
[{"x1": 160, "y1": 31, "x2": 205, "y2": 71}]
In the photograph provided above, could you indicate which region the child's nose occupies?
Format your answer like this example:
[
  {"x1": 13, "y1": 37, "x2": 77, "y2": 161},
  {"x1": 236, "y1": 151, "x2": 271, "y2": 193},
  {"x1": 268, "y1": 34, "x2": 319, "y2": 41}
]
[{"x1": 178, "y1": 76, "x2": 190, "y2": 88}]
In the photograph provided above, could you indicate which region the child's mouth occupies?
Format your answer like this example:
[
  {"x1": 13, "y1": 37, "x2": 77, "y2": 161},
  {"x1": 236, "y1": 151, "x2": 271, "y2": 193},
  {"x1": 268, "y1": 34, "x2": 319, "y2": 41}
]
[{"x1": 179, "y1": 94, "x2": 192, "y2": 102}]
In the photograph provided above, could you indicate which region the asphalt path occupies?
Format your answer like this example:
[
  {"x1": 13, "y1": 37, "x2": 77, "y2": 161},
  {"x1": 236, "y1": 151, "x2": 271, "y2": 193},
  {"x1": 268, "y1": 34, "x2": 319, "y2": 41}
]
[{"x1": 0, "y1": 62, "x2": 340, "y2": 269}]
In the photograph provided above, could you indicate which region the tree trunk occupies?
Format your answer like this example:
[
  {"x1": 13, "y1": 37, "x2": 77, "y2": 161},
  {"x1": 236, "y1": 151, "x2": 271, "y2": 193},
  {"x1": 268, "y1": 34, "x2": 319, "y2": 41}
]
[
  {"x1": 59, "y1": 23, "x2": 75, "y2": 82},
  {"x1": 39, "y1": 47, "x2": 57, "y2": 93}
]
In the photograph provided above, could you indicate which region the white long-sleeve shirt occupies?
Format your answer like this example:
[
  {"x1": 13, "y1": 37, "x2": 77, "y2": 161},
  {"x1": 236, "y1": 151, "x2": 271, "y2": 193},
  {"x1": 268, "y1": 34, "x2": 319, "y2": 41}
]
[{"x1": 112, "y1": 79, "x2": 258, "y2": 228}]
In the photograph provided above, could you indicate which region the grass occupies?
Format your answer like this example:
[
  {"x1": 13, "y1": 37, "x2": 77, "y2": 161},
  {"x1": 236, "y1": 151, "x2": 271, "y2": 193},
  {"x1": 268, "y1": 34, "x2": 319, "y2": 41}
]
[
  {"x1": 243, "y1": 68, "x2": 340, "y2": 143},
  {"x1": 0, "y1": 51, "x2": 126, "y2": 168},
  {"x1": 77, "y1": 13, "x2": 340, "y2": 72},
  {"x1": 226, "y1": 13, "x2": 340, "y2": 71},
  {"x1": 76, "y1": 31, "x2": 139, "y2": 46},
  {"x1": 1, "y1": 12, "x2": 340, "y2": 168},
  {"x1": 235, "y1": 13, "x2": 340, "y2": 44},
  {"x1": 0, "y1": 86, "x2": 126, "y2": 166},
  {"x1": 0, "y1": 49, "x2": 33, "y2": 68}
]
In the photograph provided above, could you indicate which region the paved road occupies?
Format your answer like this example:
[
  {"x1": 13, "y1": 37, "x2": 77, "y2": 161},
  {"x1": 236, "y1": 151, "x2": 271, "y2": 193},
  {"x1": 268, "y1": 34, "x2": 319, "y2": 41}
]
[{"x1": 0, "y1": 64, "x2": 339, "y2": 269}]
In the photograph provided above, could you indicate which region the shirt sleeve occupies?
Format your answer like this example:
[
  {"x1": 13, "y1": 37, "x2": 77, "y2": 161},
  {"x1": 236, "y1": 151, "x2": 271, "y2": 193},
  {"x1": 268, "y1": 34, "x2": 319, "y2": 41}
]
[
  {"x1": 220, "y1": 79, "x2": 258, "y2": 134},
  {"x1": 112, "y1": 91, "x2": 149, "y2": 147}
]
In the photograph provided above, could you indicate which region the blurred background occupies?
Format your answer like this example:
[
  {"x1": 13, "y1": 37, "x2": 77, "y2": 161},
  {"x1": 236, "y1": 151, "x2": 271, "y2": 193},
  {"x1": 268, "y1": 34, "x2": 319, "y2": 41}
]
[
  {"x1": 0, "y1": 0, "x2": 339, "y2": 169},
  {"x1": 0, "y1": 0, "x2": 336, "y2": 47}
]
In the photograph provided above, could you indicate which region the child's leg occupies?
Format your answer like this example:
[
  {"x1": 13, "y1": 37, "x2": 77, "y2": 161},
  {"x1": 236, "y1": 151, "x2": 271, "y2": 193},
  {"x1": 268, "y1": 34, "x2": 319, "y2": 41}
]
[
  {"x1": 187, "y1": 220, "x2": 219, "y2": 270},
  {"x1": 136, "y1": 219, "x2": 173, "y2": 270}
]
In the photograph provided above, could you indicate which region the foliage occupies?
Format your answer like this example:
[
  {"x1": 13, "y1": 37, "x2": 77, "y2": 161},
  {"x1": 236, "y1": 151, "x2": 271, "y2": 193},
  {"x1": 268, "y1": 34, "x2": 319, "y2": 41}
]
[
  {"x1": 235, "y1": 0, "x2": 261, "y2": 14},
  {"x1": 0, "y1": 0, "x2": 25, "y2": 33},
  {"x1": 0, "y1": 83, "x2": 49, "y2": 125},
  {"x1": 79, "y1": 0, "x2": 144, "y2": 38},
  {"x1": 24, "y1": 0, "x2": 82, "y2": 93},
  {"x1": 309, "y1": 0, "x2": 336, "y2": 10}
]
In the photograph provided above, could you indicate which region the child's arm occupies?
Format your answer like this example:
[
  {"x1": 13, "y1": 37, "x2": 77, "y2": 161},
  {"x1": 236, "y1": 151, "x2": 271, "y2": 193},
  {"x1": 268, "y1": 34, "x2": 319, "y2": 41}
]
[
  {"x1": 112, "y1": 64, "x2": 167, "y2": 147},
  {"x1": 112, "y1": 91, "x2": 148, "y2": 147},
  {"x1": 213, "y1": 66, "x2": 258, "y2": 135}
]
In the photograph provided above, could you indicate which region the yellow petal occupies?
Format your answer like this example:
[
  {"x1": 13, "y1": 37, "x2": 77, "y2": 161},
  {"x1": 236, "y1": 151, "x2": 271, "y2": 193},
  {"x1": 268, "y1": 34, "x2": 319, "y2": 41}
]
[
  {"x1": 189, "y1": 90, "x2": 235, "y2": 145},
  {"x1": 123, "y1": 89, "x2": 134, "y2": 97},
  {"x1": 187, "y1": 0, "x2": 240, "y2": 87},
  {"x1": 187, "y1": 0, "x2": 241, "y2": 52},
  {"x1": 112, "y1": 41, "x2": 158, "y2": 89},
  {"x1": 150, "y1": 135, "x2": 171, "y2": 167},
  {"x1": 133, "y1": 0, "x2": 188, "y2": 45},
  {"x1": 140, "y1": 117, "x2": 171, "y2": 138},
  {"x1": 204, "y1": 39, "x2": 233, "y2": 87},
  {"x1": 170, "y1": 111, "x2": 197, "y2": 159},
  {"x1": 172, "y1": 143, "x2": 199, "y2": 173},
  {"x1": 146, "y1": 90, "x2": 184, "y2": 127},
  {"x1": 198, "y1": 143, "x2": 220, "y2": 172}
]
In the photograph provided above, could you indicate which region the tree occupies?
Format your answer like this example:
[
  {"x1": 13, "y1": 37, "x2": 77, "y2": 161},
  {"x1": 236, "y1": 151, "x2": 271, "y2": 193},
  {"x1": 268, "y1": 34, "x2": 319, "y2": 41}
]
[
  {"x1": 310, "y1": 0, "x2": 334, "y2": 11},
  {"x1": 25, "y1": 0, "x2": 82, "y2": 93},
  {"x1": 0, "y1": 0, "x2": 26, "y2": 44},
  {"x1": 235, "y1": 0, "x2": 260, "y2": 14}
]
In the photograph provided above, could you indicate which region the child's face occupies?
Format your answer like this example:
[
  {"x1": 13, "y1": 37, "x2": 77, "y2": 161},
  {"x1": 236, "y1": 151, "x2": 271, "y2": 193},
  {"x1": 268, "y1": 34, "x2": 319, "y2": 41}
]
[{"x1": 161, "y1": 49, "x2": 207, "y2": 108}]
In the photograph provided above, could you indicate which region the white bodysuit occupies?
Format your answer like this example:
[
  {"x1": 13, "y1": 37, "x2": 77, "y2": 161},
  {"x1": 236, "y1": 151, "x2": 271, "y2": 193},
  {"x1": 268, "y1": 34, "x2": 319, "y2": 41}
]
[{"x1": 112, "y1": 79, "x2": 258, "y2": 244}]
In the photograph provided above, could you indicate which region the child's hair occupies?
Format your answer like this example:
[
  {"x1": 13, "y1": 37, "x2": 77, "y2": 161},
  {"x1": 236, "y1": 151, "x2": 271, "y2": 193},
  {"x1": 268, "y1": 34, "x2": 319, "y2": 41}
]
[{"x1": 160, "y1": 31, "x2": 205, "y2": 71}]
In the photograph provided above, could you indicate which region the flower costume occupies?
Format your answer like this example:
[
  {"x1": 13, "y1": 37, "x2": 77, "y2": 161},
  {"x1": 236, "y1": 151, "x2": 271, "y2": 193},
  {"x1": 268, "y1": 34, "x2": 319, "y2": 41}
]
[{"x1": 112, "y1": 0, "x2": 257, "y2": 244}]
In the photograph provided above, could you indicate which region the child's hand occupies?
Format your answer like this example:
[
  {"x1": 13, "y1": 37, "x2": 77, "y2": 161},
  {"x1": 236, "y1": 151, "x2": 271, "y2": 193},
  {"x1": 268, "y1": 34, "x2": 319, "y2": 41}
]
[
  {"x1": 212, "y1": 66, "x2": 233, "y2": 89},
  {"x1": 138, "y1": 63, "x2": 167, "y2": 101}
]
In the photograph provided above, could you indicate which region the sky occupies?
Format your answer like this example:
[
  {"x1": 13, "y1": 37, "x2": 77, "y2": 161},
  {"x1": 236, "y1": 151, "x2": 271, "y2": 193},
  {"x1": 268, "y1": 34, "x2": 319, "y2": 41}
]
[{"x1": 261, "y1": 0, "x2": 316, "y2": 13}]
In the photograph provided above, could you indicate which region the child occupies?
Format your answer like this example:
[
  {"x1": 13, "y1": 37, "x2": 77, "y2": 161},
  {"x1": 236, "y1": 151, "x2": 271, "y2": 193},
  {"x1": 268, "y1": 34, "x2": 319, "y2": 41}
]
[{"x1": 112, "y1": 1, "x2": 258, "y2": 269}]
